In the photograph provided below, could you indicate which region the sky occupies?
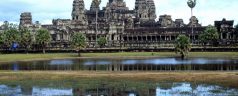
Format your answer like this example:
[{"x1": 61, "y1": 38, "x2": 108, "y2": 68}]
[{"x1": 0, "y1": 0, "x2": 237, "y2": 26}]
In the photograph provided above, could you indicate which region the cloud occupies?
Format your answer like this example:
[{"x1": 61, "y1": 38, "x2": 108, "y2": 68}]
[{"x1": 0, "y1": 0, "x2": 237, "y2": 26}]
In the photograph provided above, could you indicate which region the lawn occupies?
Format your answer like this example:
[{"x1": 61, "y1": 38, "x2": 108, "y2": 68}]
[
  {"x1": 0, "y1": 52, "x2": 238, "y2": 62},
  {"x1": 0, "y1": 71, "x2": 238, "y2": 88}
]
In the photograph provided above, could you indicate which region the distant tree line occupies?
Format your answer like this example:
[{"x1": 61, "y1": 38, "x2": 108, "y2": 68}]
[
  {"x1": 0, "y1": 24, "x2": 51, "y2": 54},
  {"x1": 0, "y1": 23, "x2": 98, "y2": 55}
]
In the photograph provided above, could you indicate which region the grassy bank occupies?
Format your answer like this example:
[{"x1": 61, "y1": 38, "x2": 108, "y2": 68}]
[
  {"x1": 0, "y1": 52, "x2": 238, "y2": 62},
  {"x1": 0, "y1": 71, "x2": 238, "y2": 88}
]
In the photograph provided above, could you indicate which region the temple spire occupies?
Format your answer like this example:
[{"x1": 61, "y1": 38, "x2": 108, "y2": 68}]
[
  {"x1": 71, "y1": 0, "x2": 87, "y2": 28},
  {"x1": 147, "y1": 0, "x2": 156, "y2": 20},
  {"x1": 134, "y1": 0, "x2": 156, "y2": 22},
  {"x1": 72, "y1": 0, "x2": 85, "y2": 21},
  {"x1": 90, "y1": 0, "x2": 100, "y2": 11},
  {"x1": 135, "y1": 0, "x2": 149, "y2": 22}
]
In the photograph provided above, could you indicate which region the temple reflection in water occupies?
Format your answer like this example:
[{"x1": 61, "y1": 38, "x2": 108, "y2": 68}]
[
  {"x1": 0, "y1": 58, "x2": 238, "y2": 71},
  {"x1": 1, "y1": 82, "x2": 238, "y2": 96}
]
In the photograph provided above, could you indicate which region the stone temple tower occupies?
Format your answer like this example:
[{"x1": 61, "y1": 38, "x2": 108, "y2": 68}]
[
  {"x1": 90, "y1": 0, "x2": 100, "y2": 11},
  {"x1": 135, "y1": 0, "x2": 148, "y2": 21},
  {"x1": 72, "y1": 0, "x2": 85, "y2": 21},
  {"x1": 135, "y1": 0, "x2": 156, "y2": 22},
  {"x1": 147, "y1": 0, "x2": 156, "y2": 20},
  {"x1": 19, "y1": 12, "x2": 32, "y2": 28},
  {"x1": 71, "y1": 0, "x2": 87, "y2": 28}
]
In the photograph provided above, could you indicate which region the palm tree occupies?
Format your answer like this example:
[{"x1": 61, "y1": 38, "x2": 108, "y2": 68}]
[
  {"x1": 187, "y1": 0, "x2": 197, "y2": 41},
  {"x1": 92, "y1": 0, "x2": 101, "y2": 47},
  {"x1": 71, "y1": 32, "x2": 86, "y2": 56},
  {"x1": 35, "y1": 29, "x2": 51, "y2": 54},
  {"x1": 175, "y1": 35, "x2": 191, "y2": 59}
]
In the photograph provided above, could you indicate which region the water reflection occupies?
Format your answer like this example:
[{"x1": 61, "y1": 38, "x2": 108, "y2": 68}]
[
  {"x1": 156, "y1": 83, "x2": 238, "y2": 96},
  {"x1": 0, "y1": 83, "x2": 237, "y2": 96},
  {"x1": 0, "y1": 58, "x2": 238, "y2": 71},
  {"x1": 33, "y1": 87, "x2": 73, "y2": 96},
  {"x1": 50, "y1": 60, "x2": 73, "y2": 65}
]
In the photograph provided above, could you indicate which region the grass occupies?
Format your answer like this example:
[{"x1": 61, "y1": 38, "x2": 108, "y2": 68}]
[
  {"x1": 0, "y1": 53, "x2": 77, "y2": 62},
  {"x1": 0, "y1": 71, "x2": 238, "y2": 88},
  {"x1": 0, "y1": 52, "x2": 238, "y2": 62}
]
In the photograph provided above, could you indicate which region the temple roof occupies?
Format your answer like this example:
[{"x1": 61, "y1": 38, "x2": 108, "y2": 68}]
[{"x1": 215, "y1": 19, "x2": 234, "y2": 27}]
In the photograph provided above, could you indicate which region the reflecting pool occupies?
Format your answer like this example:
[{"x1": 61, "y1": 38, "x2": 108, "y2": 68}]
[{"x1": 0, "y1": 58, "x2": 237, "y2": 71}]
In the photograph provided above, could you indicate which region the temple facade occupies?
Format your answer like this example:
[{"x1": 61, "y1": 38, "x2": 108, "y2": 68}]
[{"x1": 15, "y1": 0, "x2": 237, "y2": 49}]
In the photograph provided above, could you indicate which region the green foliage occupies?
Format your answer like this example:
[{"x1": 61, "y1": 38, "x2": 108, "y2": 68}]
[
  {"x1": 0, "y1": 22, "x2": 20, "y2": 51},
  {"x1": 2, "y1": 22, "x2": 18, "y2": 30},
  {"x1": 187, "y1": 0, "x2": 196, "y2": 8},
  {"x1": 35, "y1": 29, "x2": 51, "y2": 53},
  {"x1": 97, "y1": 37, "x2": 107, "y2": 48},
  {"x1": 20, "y1": 28, "x2": 33, "y2": 53},
  {"x1": 199, "y1": 25, "x2": 219, "y2": 45},
  {"x1": 0, "y1": 33, "x2": 3, "y2": 49},
  {"x1": 0, "y1": 33, "x2": 3, "y2": 44},
  {"x1": 71, "y1": 32, "x2": 86, "y2": 51},
  {"x1": 175, "y1": 35, "x2": 191, "y2": 59},
  {"x1": 2, "y1": 28, "x2": 20, "y2": 48},
  {"x1": 36, "y1": 29, "x2": 51, "y2": 45}
]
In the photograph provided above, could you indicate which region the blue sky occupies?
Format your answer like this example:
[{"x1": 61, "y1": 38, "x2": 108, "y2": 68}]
[{"x1": 0, "y1": 0, "x2": 237, "y2": 26}]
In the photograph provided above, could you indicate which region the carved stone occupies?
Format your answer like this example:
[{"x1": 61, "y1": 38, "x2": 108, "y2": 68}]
[
  {"x1": 16, "y1": 0, "x2": 237, "y2": 48},
  {"x1": 20, "y1": 12, "x2": 32, "y2": 28},
  {"x1": 158, "y1": 15, "x2": 175, "y2": 27},
  {"x1": 188, "y1": 16, "x2": 201, "y2": 27}
]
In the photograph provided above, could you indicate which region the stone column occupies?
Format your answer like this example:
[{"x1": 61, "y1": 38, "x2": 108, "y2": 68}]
[
  {"x1": 146, "y1": 35, "x2": 148, "y2": 41},
  {"x1": 221, "y1": 33, "x2": 223, "y2": 39},
  {"x1": 160, "y1": 35, "x2": 162, "y2": 41}
]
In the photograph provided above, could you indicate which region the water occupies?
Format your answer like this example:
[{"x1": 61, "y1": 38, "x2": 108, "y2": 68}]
[
  {"x1": 0, "y1": 58, "x2": 238, "y2": 71},
  {"x1": 0, "y1": 82, "x2": 237, "y2": 96}
]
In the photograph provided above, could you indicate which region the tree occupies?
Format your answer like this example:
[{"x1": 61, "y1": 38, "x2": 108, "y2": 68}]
[
  {"x1": 97, "y1": 37, "x2": 107, "y2": 48},
  {"x1": 2, "y1": 21, "x2": 18, "y2": 30},
  {"x1": 199, "y1": 25, "x2": 219, "y2": 46},
  {"x1": 71, "y1": 32, "x2": 86, "y2": 56},
  {"x1": 92, "y1": 0, "x2": 101, "y2": 47},
  {"x1": 0, "y1": 33, "x2": 3, "y2": 52},
  {"x1": 0, "y1": 22, "x2": 20, "y2": 52},
  {"x1": 175, "y1": 35, "x2": 191, "y2": 59},
  {"x1": 2, "y1": 28, "x2": 20, "y2": 50},
  {"x1": 35, "y1": 29, "x2": 51, "y2": 54},
  {"x1": 20, "y1": 28, "x2": 33, "y2": 53}
]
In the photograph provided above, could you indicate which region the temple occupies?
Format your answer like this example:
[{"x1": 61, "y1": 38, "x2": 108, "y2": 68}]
[{"x1": 1, "y1": 0, "x2": 237, "y2": 49}]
